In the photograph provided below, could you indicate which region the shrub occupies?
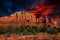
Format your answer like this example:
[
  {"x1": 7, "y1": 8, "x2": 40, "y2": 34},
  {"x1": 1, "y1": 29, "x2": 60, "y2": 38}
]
[
  {"x1": 27, "y1": 28, "x2": 37, "y2": 34},
  {"x1": 21, "y1": 26, "x2": 37, "y2": 35},
  {"x1": 24, "y1": 26, "x2": 38, "y2": 34},
  {"x1": 31, "y1": 29, "x2": 37, "y2": 34},
  {"x1": 0, "y1": 25, "x2": 59, "y2": 35},
  {"x1": 14, "y1": 27, "x2": 20, "y2": 34},
  {"x1": 57, "y1": 28, "x2": 60, "y2": 32},
  {"x1": 22, "y1": 30, "x2": 32, "y2": 35},
  {"x1": 19, "y1": 26, "x2": 26, "y2": 32},
  {"x1": 40, "y1": 26, "x2": 47, "y2": 32},
  {"x1": 0, "y1": 26, "x2": 5, "y2": 34},
  {"x1": 14, "y1": 26, "x2": 27, "y2": 34},
  {"x1": 46, "y1": 27, "x2": 52, "y2": 33},
  {"x1": 31, "y1": 26, "x2": 39, "y2": 33},
  {"x1": 18, "y1": 26, "x2": 35, "y2": 35},
  {"x1": 50, "y1": 28, "x2": 58, "y2": 34},
  {"x1": 26, "y1": 27, "x2": 31, "y2": 31},
  {"x1": 5, "y1": 26, "x2": 15, "y2": 34}
]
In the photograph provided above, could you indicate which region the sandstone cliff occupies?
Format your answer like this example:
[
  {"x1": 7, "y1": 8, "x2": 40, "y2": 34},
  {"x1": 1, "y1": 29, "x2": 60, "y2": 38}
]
[{"x1": 0, "y1": 11, "x2": 36, "y2": 27}]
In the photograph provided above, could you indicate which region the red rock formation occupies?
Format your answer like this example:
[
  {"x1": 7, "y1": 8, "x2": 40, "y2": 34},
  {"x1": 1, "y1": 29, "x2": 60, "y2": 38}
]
[
  {"x1": 0, "y1": 11, "x2": 59, "y2": 28},
  {"x1": 0, "y1": 11, "x2": 36, "y2": 27}
]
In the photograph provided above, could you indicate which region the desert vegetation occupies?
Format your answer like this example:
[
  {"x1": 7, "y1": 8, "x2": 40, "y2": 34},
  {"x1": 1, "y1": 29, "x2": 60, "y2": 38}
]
[
  {"x1": 0, "y1": 25, "x2": 60, "y2": 40},
  {"x1": 0, "y1": 25, "x2": 59, "y2": 35}
]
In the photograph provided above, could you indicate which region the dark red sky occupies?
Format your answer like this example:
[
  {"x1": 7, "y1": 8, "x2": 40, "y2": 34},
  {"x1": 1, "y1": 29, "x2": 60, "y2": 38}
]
[
  {"x1": 0, "y1": 0, "x2": 60, "y2": 20},
  {"x1": 28, "y1": 0, "x2": 60, "y2": 21}
]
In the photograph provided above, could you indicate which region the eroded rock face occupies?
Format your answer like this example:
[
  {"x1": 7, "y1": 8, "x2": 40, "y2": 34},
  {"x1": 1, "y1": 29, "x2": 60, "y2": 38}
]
[
  {"x1": 0, "y1": 11, "x2": 36, "y2": 27},
  {"x1": 0, "y1": 11, "x2": 59, "y2": 27}
]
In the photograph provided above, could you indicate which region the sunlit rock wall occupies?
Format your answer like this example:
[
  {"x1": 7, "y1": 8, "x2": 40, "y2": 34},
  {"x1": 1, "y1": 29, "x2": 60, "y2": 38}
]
[{"x1": 0, "y1": 11, "x2": 36, "y2": 27}]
